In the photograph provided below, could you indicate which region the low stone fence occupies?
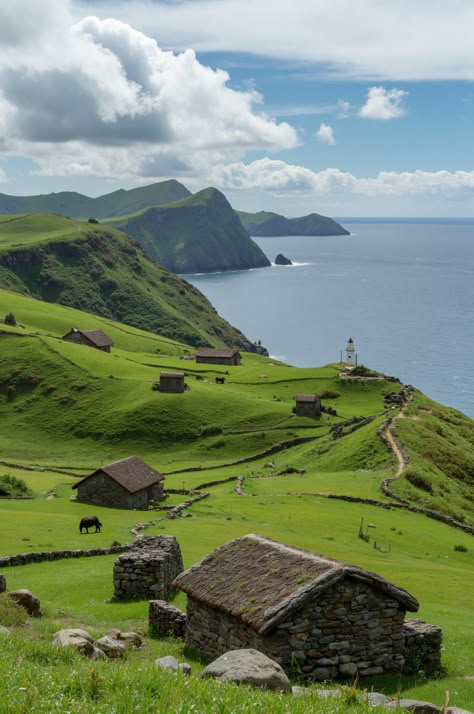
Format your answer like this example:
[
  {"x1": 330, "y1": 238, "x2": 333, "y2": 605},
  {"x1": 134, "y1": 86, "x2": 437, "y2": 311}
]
[
  {"x1": 403, "y1": 619, "x2": 443, "y2": 675},
  {"x1": 149, "y1": 599, "x2": 186, "y2": 639},
  {"x1": 0, "y1": 544, "x2": 130, "y2": 568},
  {"x1": 113, "y1": 535, "x2": 183, "y2": 601}
]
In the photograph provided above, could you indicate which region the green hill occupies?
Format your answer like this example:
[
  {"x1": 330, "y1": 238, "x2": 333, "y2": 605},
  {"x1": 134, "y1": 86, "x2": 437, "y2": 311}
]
[
  {"x1": 0, "y1": 180, "x2": 190, "y2": 219},
  {"x1": 106, "y1": 188, "x2": 271, "y2": 274},
  {"x1": 0, "y1": 214, "x2": 255, "y2": 349},
  {"x1": 237, "y1": 209, "x2": 350, "y2": 236},
  {"x1": 0, "y1": 293, "x2": 473, "y2": 711}
]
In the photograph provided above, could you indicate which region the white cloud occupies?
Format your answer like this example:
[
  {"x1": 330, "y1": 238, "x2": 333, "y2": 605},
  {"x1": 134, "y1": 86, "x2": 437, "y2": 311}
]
[
  {"x1": 73, "y1": 0, "x2": 474, "y2": 81},
  {"x1": 336, "y1": 99, "x2": 351, "y2": 119},
  {"x1": 210, "y1": 159, "x2": 474, "y2": 198},
  {"x1": 359, "y1": 86, "x2": 408, "y2": 120},
  {"x1": 0, "y1": 3, "x2": 298, "y2": 179},
  {"x1": 316, "y1": 123, "x2": 335, "y2": 145}
]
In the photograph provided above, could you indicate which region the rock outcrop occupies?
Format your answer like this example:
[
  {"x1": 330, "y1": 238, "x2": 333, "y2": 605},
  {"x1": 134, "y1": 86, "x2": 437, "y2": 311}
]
[{"x1": 200, "y1": 649, "x2": 291, "y2": 692}]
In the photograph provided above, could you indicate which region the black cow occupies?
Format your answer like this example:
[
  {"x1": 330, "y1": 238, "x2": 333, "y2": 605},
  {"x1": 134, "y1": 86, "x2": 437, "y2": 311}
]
[
  {"x1": 79, "y1": 516, "x2": 103, "y2": 534},
  {"x1": 215, "y1": 377, "x2": 225, "y2": 384}
]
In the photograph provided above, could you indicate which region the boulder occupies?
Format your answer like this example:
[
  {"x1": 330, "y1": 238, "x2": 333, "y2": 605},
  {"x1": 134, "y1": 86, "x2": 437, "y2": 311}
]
[
  {"x1": 95, "y1": 635, "x2": 125, "y2": 659},
  {"x1": 119, "y1": 632, "x2": 143, "y2": 649},
  {"x1": 0, "y1": 625, "x2": 11, "y2": 636},
  {"x1": 366, "y1": 692, "x2": 391, "y2": 706},
  {"x1": 0, "y1": 574, "x2": 6, "y2": 593},
  {"x1": 446, "y1": 709, "x2": 474, "y2": 714},
  {"x1": 178, "y1": 662, "x2": 192, "y2": 676},
  {"x1": 275, "y1": 253, "x2": 293, "y2": 266},
  {"x1": 200, "y1": 649, "x2": 291, "y2": 693},
  {"x1": 52, "y1": 629, "x2": 95, "y2": 657},
  {"x1": 385, "y1": 700, "x2": 440, "y2": 713},
  {"x1": 8, "y1": 589, "x2": 41, "y2": 618},
  {"x1": 155, "y1": 655, "x2": 179, "y2": 672}
]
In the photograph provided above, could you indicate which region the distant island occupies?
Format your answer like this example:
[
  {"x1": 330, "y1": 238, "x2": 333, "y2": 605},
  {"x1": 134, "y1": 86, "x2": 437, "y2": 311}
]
[{"x1": 237, "y1": 210, "x2": 349, "y2": 236}]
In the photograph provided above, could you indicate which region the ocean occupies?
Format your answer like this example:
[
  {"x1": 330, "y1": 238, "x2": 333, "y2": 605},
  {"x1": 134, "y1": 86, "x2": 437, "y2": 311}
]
[{"x1": 187, "y1": 222, "x2": 474, "y2": 418}]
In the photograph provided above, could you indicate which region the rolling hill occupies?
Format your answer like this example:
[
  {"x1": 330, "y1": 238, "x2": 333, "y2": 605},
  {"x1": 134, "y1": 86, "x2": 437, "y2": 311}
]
[
  {"x1": 237, "y1": 209, "x2": 350, "y2": 236},
  {"x1": 0, "y1": 214, "x2": 258, "y2": 349},
  {"x1": 105, "y1": 188, "x2": 271, "y2": 274},
  {"x1": 0, "y1": 180, "x2": 191, "y2": 219}
]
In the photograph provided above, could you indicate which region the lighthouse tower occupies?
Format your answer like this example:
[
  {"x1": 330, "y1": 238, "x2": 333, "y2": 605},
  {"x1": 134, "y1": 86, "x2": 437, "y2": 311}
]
[{"x1": 346, "y1": 337, "x2": 356, "y2": 365}]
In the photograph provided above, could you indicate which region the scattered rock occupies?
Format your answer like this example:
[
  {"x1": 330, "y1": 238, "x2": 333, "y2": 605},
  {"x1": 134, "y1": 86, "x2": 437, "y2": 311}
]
[
  {"x1": 315, "y1": 688, "x2": 342, "y2": 699},
  {"x1": 200, "y1": 649, "x2": 291, "y2": 693},
  {"x1": 119, "y1": 632, "x2": 143, "y2": 648},
  {"x1": 275, "y1": 253, "x2": 293, "y2": 266},
  {"x1": 155, "y1": 655, "x2": 179, "y2": 672},
  {"x1": 385, "y1": 700, "x2": 439, "y2": 713},
  {"x1": 366, "y1": 692, "x2": 391, "y2": 706},
  {"x1": 106, "y1": 628, "x2": 121, "y2": 639},
  {"x1": 52, "y1": 629, "x2": 95, "y2": 657},
  {"x1": 95, "y1": 635, "x2": 125, "y2": 659},
  {"x1": 178, "y1": 662, "x2": 192, "y2": 676},
  {"x1": 8, "y1": 589, "x2": 42, "y2": 618},
  {"x1": 90, "y1": 647, "x2": 107, "y2": 661},
  {"x1": 292, "y1": 686, "x2": 312, "y2": 697},
  {"x1": 0, "y1": 625, "x2": 11, "y2": 636},
  {"x1": 446, "y1": 708, "x2": 474, "y2": 714}
]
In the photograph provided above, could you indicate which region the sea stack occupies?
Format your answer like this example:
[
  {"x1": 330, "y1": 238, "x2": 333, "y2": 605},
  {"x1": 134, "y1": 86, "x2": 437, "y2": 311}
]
[{"x1": 275, "y1": 253, "x2": 292, "y2": 266}]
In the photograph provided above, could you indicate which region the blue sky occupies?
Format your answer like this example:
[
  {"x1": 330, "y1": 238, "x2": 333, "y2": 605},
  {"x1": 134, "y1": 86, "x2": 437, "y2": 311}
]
[{"x1": 0, "y1": 0, "x2": 473, "y2": 216}]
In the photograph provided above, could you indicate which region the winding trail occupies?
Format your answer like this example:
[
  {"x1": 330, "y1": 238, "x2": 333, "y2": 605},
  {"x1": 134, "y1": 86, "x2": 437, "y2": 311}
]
[{"x1": 385, "y1": 423, "x2": 409, "y2": 478}]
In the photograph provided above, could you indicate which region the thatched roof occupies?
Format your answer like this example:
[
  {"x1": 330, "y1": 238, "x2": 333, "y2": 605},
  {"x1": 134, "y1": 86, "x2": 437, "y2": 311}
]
[
  {"x1": 72, "y1": 456, "x2": 164, "y2": 494},
  {"x1": 63, "y1": 328, "x2": 113, "y2": 348},
  {"x1": 196, "y1": 348, "x2": 240, "y2": 358},
  {"x1": 296, "y1": 394, "x2": 320, "y2": 403},
  {"x1": 174, "y1": 535, "x2": 419, "y2": 634}
]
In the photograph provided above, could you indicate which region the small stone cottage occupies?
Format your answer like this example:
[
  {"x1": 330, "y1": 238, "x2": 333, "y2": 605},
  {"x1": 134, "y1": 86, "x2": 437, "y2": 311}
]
[
  {"x1": 293, "y1": 394, "x2": 321, "y2": 417},
  {"x1": 62, "y1": 327, "x2": 113, "y2": 353},
  {"x1": 156, "y1": 372, "x2": 185, "y2": 393},
  {"x1": 174, "y1": 535, "x2": 439, "y2": 680},
  {"x1": 195, "y1": 348, "x2": 241, "y2": 366},
  {"x1": 72, "y1": 456, "x2": 164, "y2": 509}
]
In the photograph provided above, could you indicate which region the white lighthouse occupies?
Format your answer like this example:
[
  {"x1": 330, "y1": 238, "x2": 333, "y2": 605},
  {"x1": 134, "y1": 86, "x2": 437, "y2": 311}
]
[{"x1": 346, "y1": 337, "x2": 356, "y2": 365}]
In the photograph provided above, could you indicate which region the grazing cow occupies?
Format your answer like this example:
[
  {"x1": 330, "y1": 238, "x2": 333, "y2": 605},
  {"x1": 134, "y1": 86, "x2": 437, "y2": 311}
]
[
  {"x1": 79, "y1": 516, "x2": 103, "y2": 534},
  {"x1": 215, "y1": 377, "x2": 225, "y2": 384}
]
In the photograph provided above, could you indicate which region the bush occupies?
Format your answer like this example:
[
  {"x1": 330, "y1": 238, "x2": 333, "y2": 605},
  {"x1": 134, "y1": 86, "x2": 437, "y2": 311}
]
[
  {"x1": 4, "y1": 312, "x2": 16, "y2": 326},
  {"x1": 454, "y1": 544, "x2": 468, "y2": 552},
  {"x1": 320, "y1": 390, "x2": 340, "y2": 399},
  {"x1": 0, "y1": 474, "x2": 33, "y2": 498},
  {"x1": 0, "y1": 593, "x2": 29, "y2": 626},
  {"x1": 200, "y1": 425, "x2": 223, "y2": 437},
  {"x1": 405, "y1": 468, "x2": 433, "y2": 494},
  {"x1": 87, "y1": 218, "x2": 99, "y2": 224}
]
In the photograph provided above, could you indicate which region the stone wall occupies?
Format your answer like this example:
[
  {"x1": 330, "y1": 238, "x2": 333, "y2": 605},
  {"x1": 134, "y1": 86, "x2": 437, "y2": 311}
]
[
  {"x1": 184, "y1": 578, "x2": 408, "y2": 681},
  {"x1": 76, "y1": 472, "x2": 163, "y2": 509},
  {"x1": 403, "y1": 619, "x2": 443, "y2": 675},
  {"x1": 113, "y1": 535, "x2": 183, "y2": 601},
  {"x1": 149, "y1": 599, "x2": 186, "y2": 638},
  {"x1": 0, "y1": 544, "x2": 129, "y2": 568},
  {"x1": 0, "y1": 573, "x2": 6, "y2": 592}
]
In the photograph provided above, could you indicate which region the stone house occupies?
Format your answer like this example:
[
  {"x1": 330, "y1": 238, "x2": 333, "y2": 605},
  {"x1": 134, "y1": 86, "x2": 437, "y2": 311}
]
[
  {"x1": 72, "y1": 456, "x2": 164, "y2": 509},
  {"x1": 174, "y1": 534, "x2": 427, "y2": 681},
  {"x1": 195, "y1": 348, "x2": 241, "y2": 366},
  {"x1": 293, "y1": 394, "x2": 321, "y2": 417},
  {"x1": 156, "y1": 372, "x2": 185, "y2": 393},
  {"x1": 62, "y1": 327, "x2": 113, "y2": 353}
]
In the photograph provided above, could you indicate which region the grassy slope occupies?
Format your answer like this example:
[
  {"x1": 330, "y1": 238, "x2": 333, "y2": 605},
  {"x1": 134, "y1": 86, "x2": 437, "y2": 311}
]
[
  {"x1": 106, "y1": 188, "x2": 271, "y2": 273},
  {"x1": 0, "y1": 180, "x2": 191, "y2": 218},
  {"x1": 0, "y1": 215, "x2": 251, "y2": 348},
  {"x1": 0, "y1": 294, "x2": 473, "y2": 711}
]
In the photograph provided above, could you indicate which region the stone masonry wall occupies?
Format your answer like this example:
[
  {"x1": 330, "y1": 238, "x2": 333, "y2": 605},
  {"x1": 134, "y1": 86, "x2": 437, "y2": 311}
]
[
  {"x1": 403, "y1": 619, "x2": 443, "y2": 675},
  {"x1": 149, "y1": 599, "x2": 186, "y2": 638},
  {"x1": 185, "y1": 578, "x2": 407, "y2": 681},
  {"x1": 113, "y1": 535, "x2": 183, "y2": 601},
  {"x1": 76, "y1": 472, "x2": 163, "y2": 509}
]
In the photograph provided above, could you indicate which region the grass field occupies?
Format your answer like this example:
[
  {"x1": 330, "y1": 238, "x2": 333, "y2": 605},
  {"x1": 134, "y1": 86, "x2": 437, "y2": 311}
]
[{"x1": 0, "y1": 289, "x2": 473, "y2": 712}]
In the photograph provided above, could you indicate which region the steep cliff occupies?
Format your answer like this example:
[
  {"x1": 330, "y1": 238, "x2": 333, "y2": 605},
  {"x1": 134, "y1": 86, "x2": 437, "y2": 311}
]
[{"x1": 106, "y1": 188, "x2": 271, "y2": 274}]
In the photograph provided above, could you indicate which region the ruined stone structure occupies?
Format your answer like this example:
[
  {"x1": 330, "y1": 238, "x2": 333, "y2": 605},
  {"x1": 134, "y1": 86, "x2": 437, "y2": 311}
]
[
  {"x1": 195, "y1": 348, "x2": 241, "y2": 366},
  {"x1": 62, "y1": 327, "x2": 113, "y2": 353},
  {"x1": 113, "y1": 535, "x2": 183, "y2": 601},
  {"x1": 174, "y1": 535, "x2": 441, "y2": 681},
  {"x1": 149, "y1": 599, "x2": 187, "y2": 638},
  {"x1": 72, "y1": 456, "x2": 164, "y2": 509},
  {"x1": 402, "y1": 619, "x2": 443, "y2": 675},
  {"x1": 157, "y1": 372, "x2": 185, "y2": 393},
  {"x1": 293, "y1": 394, "x2": 321, "y2": 417}
]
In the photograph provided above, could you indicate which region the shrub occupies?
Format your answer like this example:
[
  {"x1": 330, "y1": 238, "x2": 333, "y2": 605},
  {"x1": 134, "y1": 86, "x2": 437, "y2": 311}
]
[
  {"x1": 454, "y1": 544, "x2": 468, "y2": 552},
  {"x1": 320, "y1": 390, "x2": 340, "y2": 399},
  {"x1": 0, "y1": 474, "x2": 34, "y2": 498},
  {"x1": 405, "y1": 468, "x2": 433, "y2": 494},
  {"x1": 4, "y1": 312, "x2": 16, "y2": 326},
  {"x1": 87, "y1": 218, "x2": 99, "y2": 224},
  {"x1": 200, "y1": 425, "x2": 223, "y2": 437}
]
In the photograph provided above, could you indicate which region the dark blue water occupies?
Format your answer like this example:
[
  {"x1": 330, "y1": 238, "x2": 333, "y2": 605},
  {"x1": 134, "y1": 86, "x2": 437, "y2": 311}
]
[{"x1": 187, "y1": 223, "x2": 474, "y2": 417}]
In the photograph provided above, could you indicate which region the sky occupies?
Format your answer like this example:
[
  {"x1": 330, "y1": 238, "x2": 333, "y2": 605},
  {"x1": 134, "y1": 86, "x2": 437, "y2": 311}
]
[{"x1": 0, "y1": 0, "x2": 474, "y2": 217}]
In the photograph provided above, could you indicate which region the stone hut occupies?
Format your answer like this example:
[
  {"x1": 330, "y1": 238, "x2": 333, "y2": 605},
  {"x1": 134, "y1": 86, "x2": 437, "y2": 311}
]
[
  {"x1": 174, "y1": 534, "x2": 429, "y2": 680},
  {"x1": 113, "y1": 535, "x2": 183, "y2": 601},
  {"x1": 157, "y1": 372, "x2": 185, "y2": 393},
  {"x1": 62, "y1": 327, "x2": 113, "y2": 353},
  {"x1": 293, "y1": 394, "x2": 321, "y2": 417},
  {"x1": 195, "y1": 348, "x2": 241, "y2": 366},
  {"x1": 72, "y1": 456, "x2": 164, "y2": 509}
]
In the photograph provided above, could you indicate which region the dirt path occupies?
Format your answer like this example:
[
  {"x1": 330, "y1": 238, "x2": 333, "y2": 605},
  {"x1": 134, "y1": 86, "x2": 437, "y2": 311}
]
[{"x1": 385, "y1": 425, "x2": 408, "y2": 478}]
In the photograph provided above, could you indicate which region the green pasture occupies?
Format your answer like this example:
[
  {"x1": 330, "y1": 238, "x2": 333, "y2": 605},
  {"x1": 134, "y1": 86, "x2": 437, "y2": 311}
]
[{"x1": 0, "y1": 214, "x2": 89, "y2": 250}]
